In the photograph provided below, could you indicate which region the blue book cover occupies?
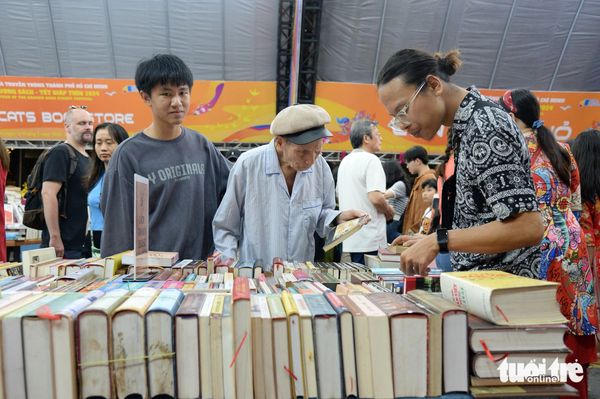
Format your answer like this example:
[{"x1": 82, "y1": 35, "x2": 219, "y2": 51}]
[
  {"x1": 147, "y1": 289, "x2": 184, "y2": 316},
  {"x1": 303, "y1": 294, "x2": 336, "y2": 317},
  {"x1": 99, "y1": 275, "x2": 127, "y2": 292}
]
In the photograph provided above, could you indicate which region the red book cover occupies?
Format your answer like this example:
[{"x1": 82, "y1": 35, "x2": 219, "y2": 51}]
[
  {"x1": 403, "y1": 275, "x2": 441, "y2": 294},
  {"x1": 232, "y1": 277, "x2": 250, "y2": 302},
  {"x1": 292, "y1": 269, "x2": 310, "y2": 281},
  {"x1": 162, "y1": 280, "x2": 185, "y2": 289}
]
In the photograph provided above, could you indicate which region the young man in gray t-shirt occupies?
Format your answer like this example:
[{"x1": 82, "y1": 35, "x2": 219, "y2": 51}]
[{"x1": 100, "y1": 54, "x2": 230, "y2": 259}]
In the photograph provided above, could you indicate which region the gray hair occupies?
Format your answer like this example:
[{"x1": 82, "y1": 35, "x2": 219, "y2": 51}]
[{"x1": 349, "y1": 119, "x2": 375, "y2": 149}]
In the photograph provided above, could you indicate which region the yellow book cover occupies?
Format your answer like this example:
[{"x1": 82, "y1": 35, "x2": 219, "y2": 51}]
[
  {"x1": 323, "y1": 215, "x2": 369, "y2": 251},
  {"x1": 113, "y1": 287, "x2": 159, "y2": 315},
  {"x1": 280, "y1": 291, "x2": 299, "y2": 316},
  {"x1": 440, "y1": 271, "x2": 566, "y2": 326},
  {"x1": 104, "y1": 250, "x2": 129, "y2": 278},
  {"x1": 281, "y1": 290, "x2": 303, "y2": 398},
  {"x1": 266, "y1": 294, "x2": 286, "y2": 319},
  {"x1": 442, "y1": 270, "x2": 558, "y2": 290}
]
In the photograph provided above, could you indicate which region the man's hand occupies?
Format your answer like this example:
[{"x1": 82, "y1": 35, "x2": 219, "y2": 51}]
[
  {"x1": 392, "y1": 234, "x2": 426, "y2": 247},
  {"x1": 336, "y1": 210, "x2": 370, "y2": 225},
  {"x1": 49, "y1": 235, "x2": 65, "y2": 258},
  {"x1": 400, "y1": 233, "x2": 439, "y2": 276}
]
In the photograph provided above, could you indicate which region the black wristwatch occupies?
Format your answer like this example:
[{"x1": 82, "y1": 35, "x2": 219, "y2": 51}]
[{"x1": 437, "y1": 228, "x2": 449, "y2": 253}]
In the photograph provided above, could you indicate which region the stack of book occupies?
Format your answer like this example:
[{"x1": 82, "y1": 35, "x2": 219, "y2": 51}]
[
  {"x1": 364, "y1": 245, "x2": 405, "y2": 268},
  {"x1": 440, "y1": 271, "x2": 578, "y2": 398}
]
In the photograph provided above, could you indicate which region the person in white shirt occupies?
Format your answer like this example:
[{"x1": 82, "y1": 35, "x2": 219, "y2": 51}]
[{"x1": 337, "y1": 120, "x2": 394, "y2": 264}]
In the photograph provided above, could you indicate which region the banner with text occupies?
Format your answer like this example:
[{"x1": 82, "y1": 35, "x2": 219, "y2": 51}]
[
  {"x1": 315, "y1": 82, "x2": 600, "y2": 154},
  {"x1": 0, "y1": 76, "x2": 276, "y2": 142},
  {"x1": 1, "y1": 77, "x2": 599, "y2": 155}
]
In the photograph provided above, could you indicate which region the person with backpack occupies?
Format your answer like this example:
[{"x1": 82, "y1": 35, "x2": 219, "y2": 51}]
[{"x1": 40, "y1": 106, "x2": 93, "y2": 258}]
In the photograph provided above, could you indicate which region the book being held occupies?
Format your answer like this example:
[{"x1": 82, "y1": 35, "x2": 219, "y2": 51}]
[
  {"x1": 440, "y1": 271, "x2": 567, "y2": 326},
  {"x1": 323, "y1": 214, "x2": 369, "y2": 251}
]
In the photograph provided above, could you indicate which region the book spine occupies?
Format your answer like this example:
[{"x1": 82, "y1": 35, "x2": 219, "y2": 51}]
[
  {"x1": 232, "y1": 277, "x2": 251, "y2": 302},
  {"x1": 280, "y1": 291, "x2": 299, "y2": 315}
]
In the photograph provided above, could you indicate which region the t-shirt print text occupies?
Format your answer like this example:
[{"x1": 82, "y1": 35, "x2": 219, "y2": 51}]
[{"x1": 147, "y1": 163, "x2": 205, "y2": 184}]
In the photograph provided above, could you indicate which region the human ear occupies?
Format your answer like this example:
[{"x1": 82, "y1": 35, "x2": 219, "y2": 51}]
[
  {"x1": 426, "y1": 75, "x2": 443, "y2": 96},
  {"x1": 140, "y1": 91, "x2": 151, "y2": 105}
]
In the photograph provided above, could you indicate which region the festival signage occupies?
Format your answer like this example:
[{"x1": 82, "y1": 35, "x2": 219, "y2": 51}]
[
  {"x1": 315, "y1": 82, "x2": 600, "y2": 154},
  {"x1": 1, "y1": 76, "x2": 598, "y2": 155},
  {"x1": 0, "y1": 76, "x2": 276, "y2": 142}
]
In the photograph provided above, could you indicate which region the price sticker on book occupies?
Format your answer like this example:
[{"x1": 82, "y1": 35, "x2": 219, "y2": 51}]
[{"x1": 133, "y1": 174, "x2": 149, "y2": 279}]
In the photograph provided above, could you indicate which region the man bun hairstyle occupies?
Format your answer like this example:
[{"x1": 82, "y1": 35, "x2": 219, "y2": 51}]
[
  {"x1": 377, "y1": 48, "x2": 462, "y2": 87},
  {"x1": 434, "y1": 49, "x2": 462, "y2": 79}
]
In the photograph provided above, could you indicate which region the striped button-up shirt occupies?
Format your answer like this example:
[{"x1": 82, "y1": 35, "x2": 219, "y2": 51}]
[{"x1": 212, "y1": 140, "x2": 340, "y2": 268}]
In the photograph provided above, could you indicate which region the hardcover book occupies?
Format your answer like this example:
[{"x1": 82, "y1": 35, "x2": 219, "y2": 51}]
[
  {"x1": 145, "y1": 289, "x2": 184, "y2": 398},
  {"x1": 121, "y1": 250, "x2": 179, "y2": 267},
  {"x1": 468, "y1": 314, "x2": 568, "y2": 353},
  {"x1": 406, "y1": 290, "x2": 469, "y2": 394},
  {"x1": 323, "y1": 215, "x2": 369, "y2": 251},
  {"x1": 440, "y1": 271, "x2": 566, "y2": 326},
  {"x1": 77, "y1": 289, "x2": 130, "y2": 399}
]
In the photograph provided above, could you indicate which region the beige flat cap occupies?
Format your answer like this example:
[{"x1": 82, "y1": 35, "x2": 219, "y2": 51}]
[{"x1": 270, "y1": 104, "x2": 333, "y2": 145}]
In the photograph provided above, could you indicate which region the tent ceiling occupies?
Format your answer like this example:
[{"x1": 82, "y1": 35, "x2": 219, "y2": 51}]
[{"x1": 0, "y1": 0, "x2": 598, "y2": 91}]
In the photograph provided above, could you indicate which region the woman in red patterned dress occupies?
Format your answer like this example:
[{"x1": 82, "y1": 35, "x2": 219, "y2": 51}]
[
  {"x1": 500, "y1": 90, "x2": 598, "y2": 399},
  {"x1": 572, "y1": 128, "x2": 600, "y2": 344}
]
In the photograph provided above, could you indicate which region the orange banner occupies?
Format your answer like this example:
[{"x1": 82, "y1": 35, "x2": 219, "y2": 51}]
[
  {"x1": 2, "y1": 77, "x2": 599, "y2": 156},
  {"x1": 316, "y1": 82, "x2": 600, "y2": 154},
  {"x1": 0, "y1": 76, "x2": 276, "y2": 142}
]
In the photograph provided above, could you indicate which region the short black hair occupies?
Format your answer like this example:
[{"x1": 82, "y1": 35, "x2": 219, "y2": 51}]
[
  {"x1": 404, "y1": 145, "x2": 428, "y2": 164},
  {"x1": 135, "y1": 54, "x2": 194, "y2": 95},
  {"x1": 421, "y1": 178, "x2": 437, "y2": 190}
]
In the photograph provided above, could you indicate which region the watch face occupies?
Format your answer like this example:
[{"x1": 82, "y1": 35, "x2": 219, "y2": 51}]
[{"x1": 437, "y1": 229, "x2": 449, "y2": 253}]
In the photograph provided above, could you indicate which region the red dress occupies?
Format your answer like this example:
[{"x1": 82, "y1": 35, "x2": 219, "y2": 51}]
[{"x1": 580, "y1": 198, "x2": 600, "y2": 268}]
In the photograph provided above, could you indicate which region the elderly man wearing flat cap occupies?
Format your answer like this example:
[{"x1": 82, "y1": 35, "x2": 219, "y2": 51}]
[{"x1": 212, "y1": 104, "x2": 367, "y2": 266}]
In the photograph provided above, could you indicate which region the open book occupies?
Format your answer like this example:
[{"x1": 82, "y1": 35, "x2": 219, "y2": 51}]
[{"x1": 323, "y1": 215, "x2": 369, "y2": 251}]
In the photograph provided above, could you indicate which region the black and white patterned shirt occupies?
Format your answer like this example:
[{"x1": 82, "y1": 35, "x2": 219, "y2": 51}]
[{"x1": 450, "y1": 87, "x2": 540, "y2": 277}]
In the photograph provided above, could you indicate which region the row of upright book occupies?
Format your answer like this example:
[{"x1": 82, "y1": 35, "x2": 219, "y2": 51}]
[
  {"x1": 0, "y1": 248, "x2": 580, "y2": 398},
  {"x1": 0, "y1": 280, "x2": 465, "y2": 399}
]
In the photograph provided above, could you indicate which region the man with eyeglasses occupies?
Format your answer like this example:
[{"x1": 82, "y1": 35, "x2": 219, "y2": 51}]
[
  {"x1": 40, "y1": 105, "x2": 93, "y2": 258},
  {"x1": 377, "y1": 48, "x2": 543, "y2": 279},
  {"x1": 336, "y1": 119, "x2": 393, "y2": 264}
]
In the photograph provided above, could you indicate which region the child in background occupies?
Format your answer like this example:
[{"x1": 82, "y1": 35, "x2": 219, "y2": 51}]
[{"x1": 418, "y1": 179, "x2": 439, "y2": 235}]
